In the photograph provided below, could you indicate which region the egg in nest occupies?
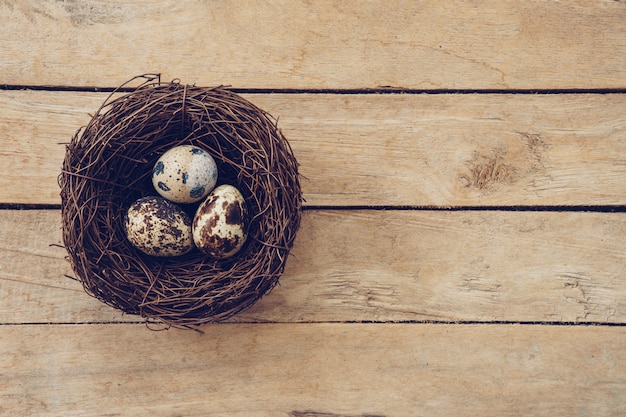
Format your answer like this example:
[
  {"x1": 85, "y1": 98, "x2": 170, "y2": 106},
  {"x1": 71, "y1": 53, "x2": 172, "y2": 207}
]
[
  {"x1": 125, "y1": 196, "x2": 195, "y2": 257},
  {"x1": 193, "y1": 184, "x2": 248, "y2": 259},
  {"x1": 152, "y1": 145, "x2": 218, "y2": 204}
]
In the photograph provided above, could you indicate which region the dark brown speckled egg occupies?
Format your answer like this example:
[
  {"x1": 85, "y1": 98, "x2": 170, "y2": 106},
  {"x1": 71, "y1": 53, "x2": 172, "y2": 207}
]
[
  {"x1": 125, "y1": 196, "x2": 195, "y2": 257},
  {"x1": 192, "y1": 185, "x2": 247, "y2": 259}
]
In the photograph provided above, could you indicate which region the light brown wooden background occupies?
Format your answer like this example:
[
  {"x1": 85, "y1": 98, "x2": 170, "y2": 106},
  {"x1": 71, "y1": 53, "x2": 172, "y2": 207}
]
[{"x1": 1, "y1": 1, "x2": 625, "y2": 416}]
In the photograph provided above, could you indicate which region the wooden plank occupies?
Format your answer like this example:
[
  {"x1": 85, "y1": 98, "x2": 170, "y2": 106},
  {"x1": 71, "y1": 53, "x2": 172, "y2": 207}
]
[
  {"x1": 1, "y1": 0, "x2": 625, "y2": 89},
  {"x1": 0, "y1": 209, "x2": 142, "y2": 324},
  {"x1": 1, "y1": 323, "x2": 624, "y2": 416},
  {"x1": 2, "y1": 210, "x2": 625, "y2": 324},
  {"x1": 2, "y1": 90, "x2": 625, "y2": 207}
]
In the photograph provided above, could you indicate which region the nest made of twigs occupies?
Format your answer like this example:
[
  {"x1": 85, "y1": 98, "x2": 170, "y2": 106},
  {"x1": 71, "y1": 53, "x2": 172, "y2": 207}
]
[{"x1": 59, "y1": 75, "x2": 302, "y2": 329}]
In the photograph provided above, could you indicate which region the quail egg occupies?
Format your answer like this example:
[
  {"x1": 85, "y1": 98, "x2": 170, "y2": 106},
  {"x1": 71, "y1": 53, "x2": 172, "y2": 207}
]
[
  {"x1": 152, "y1": 145, "x2": 218, "y2": 204},
  {"x1": 125, "y1": 196, "x2": 195, "y2": 257},
  {"x1": 193, "y1": 184, "x2": 248, "y2": 259}
]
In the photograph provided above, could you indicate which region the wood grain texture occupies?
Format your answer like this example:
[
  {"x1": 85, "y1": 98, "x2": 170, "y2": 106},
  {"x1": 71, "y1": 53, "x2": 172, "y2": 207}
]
[
  {"x1": 1, "y1": 0, "x2": 625, "y2": 89},
  {"x1": 1, "y1": 323, "x2": 624, "y2": 416},
  {"x1": 2, "y1": 90, "x2": 625, "y2": 206},
  {"x1": 2, "y1": 210, "x2": 624, "y2": 324}
]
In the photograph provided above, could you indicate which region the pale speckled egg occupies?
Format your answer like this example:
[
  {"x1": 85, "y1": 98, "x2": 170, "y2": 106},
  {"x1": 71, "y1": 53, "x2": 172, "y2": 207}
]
[
  {"x1": 125, "y1": 196, "x2": 195, "y2": 257},
  {"x1": 152, "y1": 145, "x2": 218, "y2": 204},
  {"x1": 193, "y1": 184, "x2": 248, "y2": 259}
]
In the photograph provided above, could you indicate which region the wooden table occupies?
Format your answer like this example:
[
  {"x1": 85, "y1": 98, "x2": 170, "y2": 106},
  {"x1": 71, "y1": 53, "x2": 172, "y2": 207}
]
[{"x1": 2, "y1": 1, "x2": 625, "y2": 415}]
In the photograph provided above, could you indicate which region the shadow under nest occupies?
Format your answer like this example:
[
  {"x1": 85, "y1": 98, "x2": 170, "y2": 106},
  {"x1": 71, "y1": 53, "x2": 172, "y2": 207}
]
[{"x1": 59, "y1": 76, "x2": 302, "y2": 329}]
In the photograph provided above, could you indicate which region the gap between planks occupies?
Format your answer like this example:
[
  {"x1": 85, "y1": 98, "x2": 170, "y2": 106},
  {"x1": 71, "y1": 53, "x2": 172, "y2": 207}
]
[{"x1": 4, "y1": 84, "x2": 626, "y2": 95}]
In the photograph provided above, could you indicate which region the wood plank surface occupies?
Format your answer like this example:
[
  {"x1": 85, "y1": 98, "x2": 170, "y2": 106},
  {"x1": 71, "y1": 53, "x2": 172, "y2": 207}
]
[
  {"x1": 2, "y1": 0, "x2": 625, "y2": 89},
  {"x1": 3, "y1": 1, "x2": 626, "y2": 416},
  {"x1": 1, "y1": 323, "x2": 624, "y2": 416},
  {"x1": 2, "y1": 90, "x2": 625, "y2": 207},
  {"x1": 3, "y1": 209, "x2": 624, "y2": 325}
]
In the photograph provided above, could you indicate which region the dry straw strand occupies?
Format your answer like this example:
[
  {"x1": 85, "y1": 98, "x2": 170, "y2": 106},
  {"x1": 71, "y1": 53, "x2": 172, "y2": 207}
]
[{"x1": 59, "y1": 75, "x2": 302, "y2": 329}]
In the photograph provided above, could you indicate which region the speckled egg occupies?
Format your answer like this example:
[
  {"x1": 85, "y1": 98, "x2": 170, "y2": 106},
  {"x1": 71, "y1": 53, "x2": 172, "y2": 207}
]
[
  {"x1": 125, "y1": 196, "x2": 195, "y2": 257},
  {"x1": 152, "y1": 145, "x2": 218, "y2": 204},
  {"x1": 193, "y1": 184, "x2": 248, "y2": 259}
]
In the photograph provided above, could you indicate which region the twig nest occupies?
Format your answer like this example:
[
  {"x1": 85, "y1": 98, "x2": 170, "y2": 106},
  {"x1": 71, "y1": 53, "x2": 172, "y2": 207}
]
[{"x1": 59, "y1": 75, "x2": 302, "y2": 329}]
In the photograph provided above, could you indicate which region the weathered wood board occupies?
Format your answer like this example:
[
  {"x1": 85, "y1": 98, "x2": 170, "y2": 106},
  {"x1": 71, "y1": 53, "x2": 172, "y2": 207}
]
[
  {"x1": 2, "y1": 0, "x2": 625, "y2": 89},
  {"x1": 1, "y1": 323, "x2": 624, "y2": 417},
  {"x1": 2, "y1": 91, "x2": 625, "y2": 206},
  {"x1": 2, "y1": 209, "x2": 624, "y2": 325}
]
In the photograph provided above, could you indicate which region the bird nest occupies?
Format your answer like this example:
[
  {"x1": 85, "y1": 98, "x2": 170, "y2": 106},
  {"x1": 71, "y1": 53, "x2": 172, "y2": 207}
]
[{"x1": 59, "y1": 75, "x2": 302, "y2": 329}]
